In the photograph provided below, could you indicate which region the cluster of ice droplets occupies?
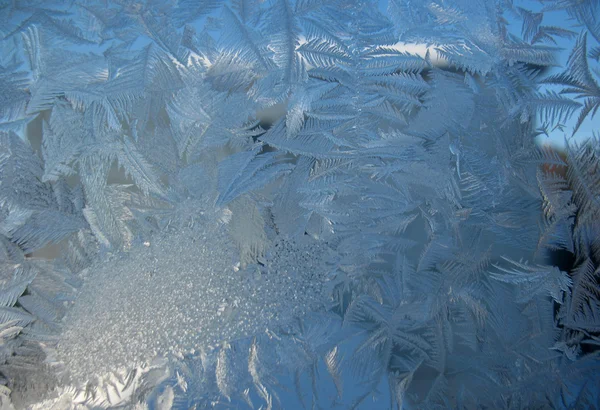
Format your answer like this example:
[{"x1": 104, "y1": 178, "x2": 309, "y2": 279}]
[{"x1": 56, "y1": 213, "x2": 332, "y2": 382}]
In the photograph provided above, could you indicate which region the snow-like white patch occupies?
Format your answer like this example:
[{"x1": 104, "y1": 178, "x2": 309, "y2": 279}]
[{"x1": 56, "y1": 219, "x2": 330, "y2": 382}]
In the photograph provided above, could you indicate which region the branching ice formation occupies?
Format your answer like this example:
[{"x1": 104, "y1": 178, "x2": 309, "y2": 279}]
[{"x1": 0, "y1": 0, "x2": 599, "y2": 409}]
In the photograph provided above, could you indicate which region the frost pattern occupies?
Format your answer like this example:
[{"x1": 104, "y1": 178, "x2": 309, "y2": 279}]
[{"x1": 0, "y1": 0, "x2": 599, "y2": 409}]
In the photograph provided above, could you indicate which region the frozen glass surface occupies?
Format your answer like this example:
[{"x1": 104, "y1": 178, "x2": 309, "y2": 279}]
[{"x1": 0, "y1": 0, "x2": 599, "y2": 408}]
